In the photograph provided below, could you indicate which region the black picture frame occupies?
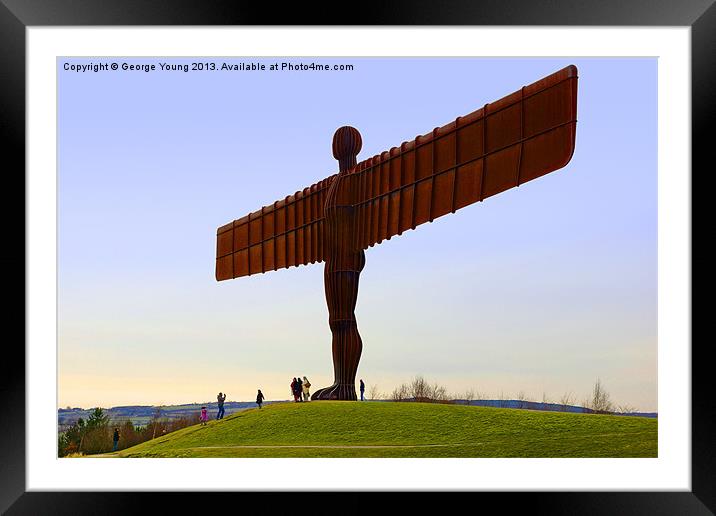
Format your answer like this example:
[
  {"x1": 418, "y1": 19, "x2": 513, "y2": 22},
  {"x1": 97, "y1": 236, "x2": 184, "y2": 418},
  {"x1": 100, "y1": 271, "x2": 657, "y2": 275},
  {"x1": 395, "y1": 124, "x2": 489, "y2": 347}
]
[{"x1": 1, "y1": 1, "x2": 709, "y2": 513}]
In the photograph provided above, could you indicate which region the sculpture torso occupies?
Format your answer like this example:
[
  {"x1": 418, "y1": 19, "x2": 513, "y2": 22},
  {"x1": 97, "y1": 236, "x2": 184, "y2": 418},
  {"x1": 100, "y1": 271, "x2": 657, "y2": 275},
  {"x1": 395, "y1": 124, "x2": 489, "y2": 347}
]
[
  {"x1": 324, "y1": 170, "x2": 366, "y2": 274},
  {"x1": 311, "y1": 126, "x2": 365, "y2": 400}
]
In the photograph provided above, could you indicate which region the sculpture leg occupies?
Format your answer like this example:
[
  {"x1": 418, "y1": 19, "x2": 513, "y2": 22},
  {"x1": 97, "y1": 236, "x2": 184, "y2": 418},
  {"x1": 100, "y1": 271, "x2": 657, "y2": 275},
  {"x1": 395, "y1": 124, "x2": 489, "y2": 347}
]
[{"x1": 312, "y1": 252, "x2": 365, "y2": 401}]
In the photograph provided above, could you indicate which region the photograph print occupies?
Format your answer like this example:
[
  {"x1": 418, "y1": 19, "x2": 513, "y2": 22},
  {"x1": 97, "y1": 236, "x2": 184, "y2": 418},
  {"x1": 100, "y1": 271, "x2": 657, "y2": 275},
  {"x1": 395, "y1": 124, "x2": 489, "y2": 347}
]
[{"x1": 57, "y1": 56, "x2": 657, "y2": 459}]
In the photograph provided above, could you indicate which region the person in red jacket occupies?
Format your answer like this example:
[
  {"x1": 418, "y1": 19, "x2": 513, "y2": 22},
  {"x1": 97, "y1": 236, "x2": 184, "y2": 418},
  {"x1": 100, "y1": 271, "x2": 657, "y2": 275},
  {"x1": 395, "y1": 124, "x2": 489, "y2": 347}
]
[{"x1": 291, "y1": 378, "x2": 299, "y2": 402}]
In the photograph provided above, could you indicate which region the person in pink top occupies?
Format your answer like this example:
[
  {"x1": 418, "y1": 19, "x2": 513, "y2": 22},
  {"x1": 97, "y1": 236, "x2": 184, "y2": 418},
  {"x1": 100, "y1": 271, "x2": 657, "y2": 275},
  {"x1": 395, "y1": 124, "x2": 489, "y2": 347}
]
[{"x1": 200, "y1": 406, "x2": 208, "y2": 425}]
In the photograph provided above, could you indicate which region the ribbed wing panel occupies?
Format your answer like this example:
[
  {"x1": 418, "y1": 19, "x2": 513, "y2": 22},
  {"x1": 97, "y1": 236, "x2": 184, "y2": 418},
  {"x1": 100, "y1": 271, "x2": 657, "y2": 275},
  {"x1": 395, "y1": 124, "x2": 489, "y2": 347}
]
[
  {"x1": 352, "y1": 65, "x2": 578, "y2": 250},
  {"x1": 216, "y1": 175, "x2": 336, "y2": 280}
]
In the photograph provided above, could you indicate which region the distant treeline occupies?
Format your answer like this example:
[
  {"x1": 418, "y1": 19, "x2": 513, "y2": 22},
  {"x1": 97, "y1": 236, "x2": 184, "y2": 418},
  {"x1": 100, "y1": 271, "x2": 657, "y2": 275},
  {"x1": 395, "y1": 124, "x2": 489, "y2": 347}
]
[
  {"x1": 379, "y1": 376, "x2": 654, "y2": 417},
  {"x1": 58, "y1": 401, "x2": 279, "y2": 432},
  {"x1": 58, "y1": 402, "x2": 284, "y2": 456},
  {"x1": 58, "y1": 407, "x2": 205, "y2": 457},
  {"x1": 449, "y1": 399, "x2": 657, "y2": 418}
]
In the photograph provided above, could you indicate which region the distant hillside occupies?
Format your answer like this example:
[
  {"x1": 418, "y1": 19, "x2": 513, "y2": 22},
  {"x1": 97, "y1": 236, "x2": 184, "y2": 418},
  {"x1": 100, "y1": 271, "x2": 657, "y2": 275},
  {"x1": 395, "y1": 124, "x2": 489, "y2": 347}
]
[
  {"x1": 452, "y1": 399, "x2": 657, "y2": 418},
  {"x1": 108, "y1": 401, "x2": 658, "y2": 458},
  {"x1": 58, "y1": 401, "x2": 284, "y2": 430}
]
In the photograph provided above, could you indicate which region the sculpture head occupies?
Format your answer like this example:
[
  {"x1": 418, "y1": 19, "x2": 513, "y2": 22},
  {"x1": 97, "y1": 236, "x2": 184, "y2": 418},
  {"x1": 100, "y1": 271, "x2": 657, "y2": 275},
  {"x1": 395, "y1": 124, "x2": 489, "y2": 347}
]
[{"x1": 332, "y1": 126, "x2": 362, "y2": 170}]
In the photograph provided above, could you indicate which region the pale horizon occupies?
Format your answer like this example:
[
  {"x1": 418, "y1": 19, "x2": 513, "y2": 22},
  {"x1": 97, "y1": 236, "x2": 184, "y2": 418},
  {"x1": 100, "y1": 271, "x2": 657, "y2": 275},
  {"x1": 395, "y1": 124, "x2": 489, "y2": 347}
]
[{"x1": 58, "y1": 57, "x2": 657, "y2": 411}]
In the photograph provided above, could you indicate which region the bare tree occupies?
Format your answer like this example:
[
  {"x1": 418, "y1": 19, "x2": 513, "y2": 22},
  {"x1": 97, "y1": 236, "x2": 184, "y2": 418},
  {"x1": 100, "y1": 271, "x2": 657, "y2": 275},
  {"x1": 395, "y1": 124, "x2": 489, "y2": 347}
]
[
  {"x1": 389, "y1": 376, "x2": 451, "y2": 403},
  {"x1": 542, "y1": 391, "x2": 550, "y2": 404},
  {"x1": 390, "y1": 383, "x2": 410, "y2": 401},
  {"x1": 409, "y1": 376, "x2": 430, "y2": 401},
  {"x1": 559, "y1": 391, "x2": 575, "y2": 412},
  {"x1": 150, "y1": 407, "x2": 164, "y2": 440},
  {"x1": 367, "y1": 384, "x2": 381, "y2": 401},
  {"x1": 590, "y1": 379, "x2": 614, "y2": 414},
  {"x1": 516, "y1": 390, "x2": 528, "y2": 409},
  {"x1": 463, "y1": 388, "x2": 476, "y2": 406},
  {"x1": 616, "y1": 404, "x2": 637, "y2": 415},
  {"x1": 428, "y1": 382, "x2": 449, "y2": 402}
]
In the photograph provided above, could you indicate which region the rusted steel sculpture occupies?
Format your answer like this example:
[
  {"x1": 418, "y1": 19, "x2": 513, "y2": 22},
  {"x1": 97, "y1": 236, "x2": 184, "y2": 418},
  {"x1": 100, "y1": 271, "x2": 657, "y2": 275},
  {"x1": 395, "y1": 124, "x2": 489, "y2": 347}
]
[{"x1": 216, "y1": 65, "x2": 579, "y2": 400}]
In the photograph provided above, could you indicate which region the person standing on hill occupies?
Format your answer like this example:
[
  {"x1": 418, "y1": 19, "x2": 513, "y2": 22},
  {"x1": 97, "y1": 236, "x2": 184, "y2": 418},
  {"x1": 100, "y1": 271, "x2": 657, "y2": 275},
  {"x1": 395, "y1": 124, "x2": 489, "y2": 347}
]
[
  {"x1": 296, "y1": 377, "x2": 303, "y2": 402},
  {"x1": 302, "y1": 376, "x2": 311, "y2": 401},
  {"x1": 216, "y1": 392, "x2": 226, "y2": 419},
  {"x1": 200, "y1": 406, "x2": 208, "y2": 425},
  {"x1": 112, "y1": 428, "x2": 120, "y2": 451},
  {"x1": 256, "y1": 389, "x2": 265, "y2": 409},
  {"x1": 291, "y1": 378, "x2": 298, "y2": 402},
  {"x1": 359, "y1": 379, "x2": 365, "y2": 401}
]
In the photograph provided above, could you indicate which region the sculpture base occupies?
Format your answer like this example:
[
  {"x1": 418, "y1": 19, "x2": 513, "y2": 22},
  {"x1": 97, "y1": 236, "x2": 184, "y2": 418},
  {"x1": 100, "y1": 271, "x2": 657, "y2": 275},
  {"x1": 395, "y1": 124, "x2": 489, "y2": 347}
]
[{"x1": 311, "y1": 383, "x2": 357, "y2": 401}]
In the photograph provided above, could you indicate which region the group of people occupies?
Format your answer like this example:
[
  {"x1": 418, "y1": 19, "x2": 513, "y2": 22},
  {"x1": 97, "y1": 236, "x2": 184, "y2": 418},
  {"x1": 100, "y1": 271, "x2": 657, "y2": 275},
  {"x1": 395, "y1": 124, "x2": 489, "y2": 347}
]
[
  {"x1": 199, "y1": 392, "x2": 227, "y2": 425},
  {"x1": 291, "y1": 376, "x2": 311, "y2": 402},
  {"x1": 198, "y1": 389, "x2": 265, "y2": 425},
  {"x1": 195, "y1": 377, "x2": 364, "y2": 427},
  {"x1": 110, "y1": 378, "x2": 366, "y2": 452}
]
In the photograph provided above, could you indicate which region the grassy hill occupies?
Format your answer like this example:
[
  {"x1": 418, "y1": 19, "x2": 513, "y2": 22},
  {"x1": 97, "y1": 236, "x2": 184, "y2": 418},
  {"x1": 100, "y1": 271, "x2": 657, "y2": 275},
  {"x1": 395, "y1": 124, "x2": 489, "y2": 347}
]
[{"x1": 108, "y1": 401, "x2": 657, "y2": 458}]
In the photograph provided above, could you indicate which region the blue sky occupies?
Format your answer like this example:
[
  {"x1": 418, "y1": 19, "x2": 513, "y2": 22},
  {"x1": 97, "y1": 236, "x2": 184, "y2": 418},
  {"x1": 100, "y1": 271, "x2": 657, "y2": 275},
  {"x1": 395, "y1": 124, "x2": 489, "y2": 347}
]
[{"x1": 58, "y1": 57, "x2": 656, "y2": 410}]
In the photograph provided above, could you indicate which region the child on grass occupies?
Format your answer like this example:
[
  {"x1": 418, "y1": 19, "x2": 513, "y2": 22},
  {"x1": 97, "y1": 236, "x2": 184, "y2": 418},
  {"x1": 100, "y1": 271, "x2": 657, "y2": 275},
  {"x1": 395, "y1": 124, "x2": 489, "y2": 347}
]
[{"x1": 200, "y1": 406, "x2": 208, "y2": 425}]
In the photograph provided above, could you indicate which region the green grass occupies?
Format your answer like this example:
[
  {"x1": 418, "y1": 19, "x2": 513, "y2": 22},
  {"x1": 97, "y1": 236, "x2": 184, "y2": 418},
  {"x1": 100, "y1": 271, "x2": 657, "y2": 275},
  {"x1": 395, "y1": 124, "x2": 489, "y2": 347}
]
[{"x1": 111, "y1": 401, "x2": 657, "y2": 458}]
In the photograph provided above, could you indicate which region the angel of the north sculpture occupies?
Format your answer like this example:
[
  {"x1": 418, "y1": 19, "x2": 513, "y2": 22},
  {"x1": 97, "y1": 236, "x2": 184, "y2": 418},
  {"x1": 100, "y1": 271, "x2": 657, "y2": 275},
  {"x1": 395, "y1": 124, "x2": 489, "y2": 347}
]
[{"x1": 216, "y1": 65, "x2": 578, "y2": 401}]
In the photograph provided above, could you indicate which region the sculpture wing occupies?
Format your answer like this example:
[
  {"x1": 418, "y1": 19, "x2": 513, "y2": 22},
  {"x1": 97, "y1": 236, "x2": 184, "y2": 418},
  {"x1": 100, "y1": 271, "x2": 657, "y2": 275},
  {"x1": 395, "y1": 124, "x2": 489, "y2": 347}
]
[
  {"x1": 352, "y1": 65, "x2": 578, "y2": 250},
  {"x1": 215, "y1": 175, "x2": 336, "y2": 280},
  {"x1": 217, "y1": 65, "x2": 578, "y2": 280}
]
